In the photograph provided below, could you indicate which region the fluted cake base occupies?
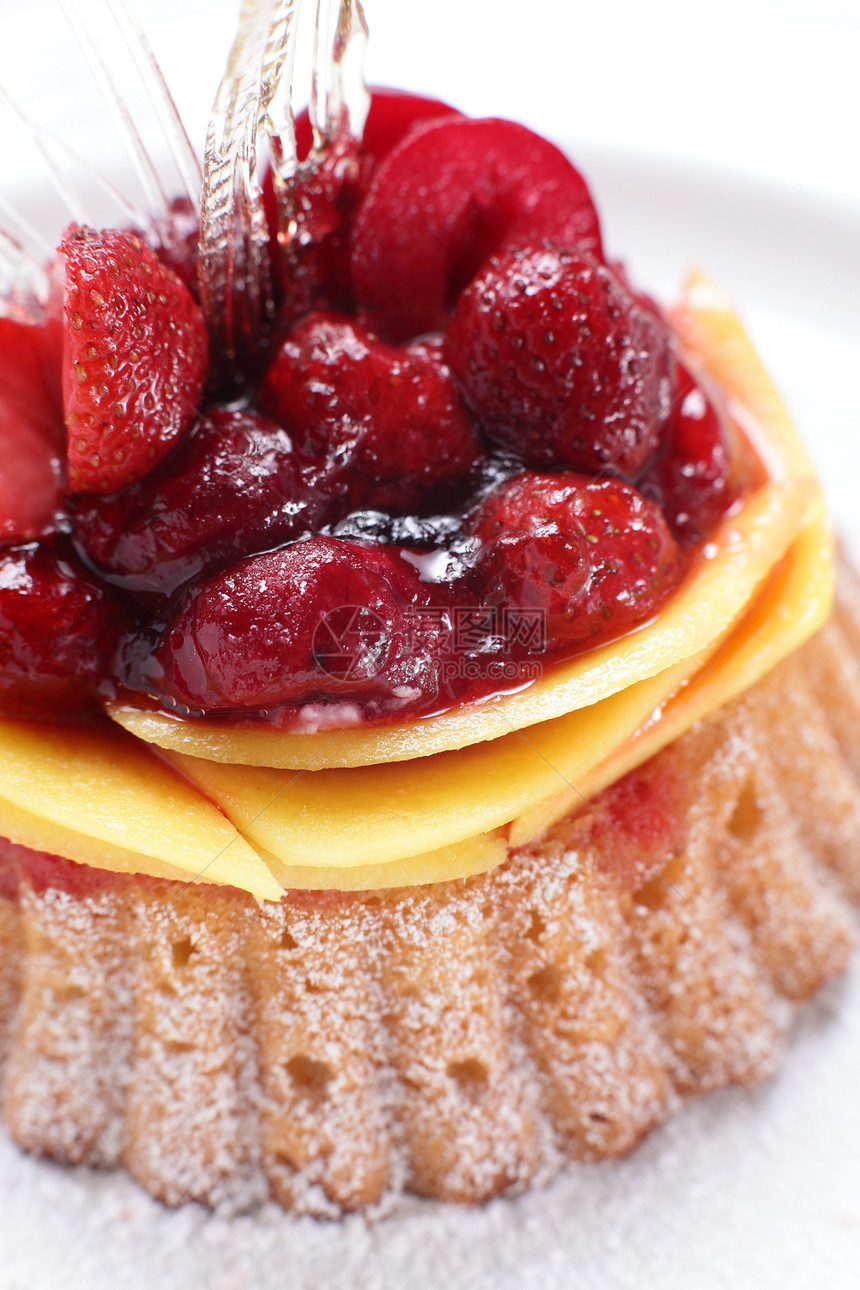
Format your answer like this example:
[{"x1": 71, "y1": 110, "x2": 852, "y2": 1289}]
[{"x1": 1, "y1": 554, "x2": 860, "y2": 1217}]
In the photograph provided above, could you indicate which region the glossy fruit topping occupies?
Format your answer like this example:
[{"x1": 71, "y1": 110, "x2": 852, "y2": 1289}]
[
  {"x1": 259, "y1": 310, "x2": 484, "y2": 513},
  {"x1": 72, "y1": 409, "x2": 336, "y2": 595},
  {"x1": 0, "y1": 317, "x2": 65, "y2": 541},
  {"x1": 641, "y1": 361, "x2": 733, "y2": 544},
  {"x1": 350, "y1": 117, "x2": 603, "y2": 340},
  {"x1": 447, "y1": 246, "x2": 673, "y2": 478},
  {"x1": 142, "y1": 536, "x2": 452, "y2": 716},
  {"x1": 471, "y1": 471, "x2": 682, "y2": 649},
  {"x1": 61, "y1": 225, "x2": 209, "y2": 493},
  {"x1": 0, "y1": 92, "x2": 744, "y2": 731},
  {"x1": 0, "y1": 543, "x2": 126, "y2": 718}
]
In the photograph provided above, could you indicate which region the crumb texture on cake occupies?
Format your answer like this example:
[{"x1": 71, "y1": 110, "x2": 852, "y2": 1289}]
[{"x1": 0, "y1": 552, "x2": 859, "y2": 1217}]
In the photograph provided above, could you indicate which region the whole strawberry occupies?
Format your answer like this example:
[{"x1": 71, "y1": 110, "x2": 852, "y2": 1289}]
[
  {"x1": 143, "y1": 536, "x2": 451, "y2": 715},
  {"x1": 641, "y1": 361, "x2": 733, "y2": 544},
  {"x1": 259, "y1": 310, "x2": 483, "y2": 513},
  {"x1": 472, "y1": 471, "x2": 681, "y2": 652},
  {"x1": 61, "y1": 225, "x2": 209, "y2": 494},
  {"x1": 447, "y1": 247, "x2": 673, "y2": 478},
  {"x1": 72, "y1": 408, "x2": 338, "y2": 595},
  {"x1": 0, "y1": 542, "x2": 127, "y2": 718}
]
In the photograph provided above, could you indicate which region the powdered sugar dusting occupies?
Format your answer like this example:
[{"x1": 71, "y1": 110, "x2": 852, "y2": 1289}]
[
  {"x1": 0, "y1": 553, "x2": 859, "y2": 1288},
  {"x1": 1, "y1": 959, "x2": 859, "y2": 1290},
  {"x1": 2, "y1": 609, "x2": 860, "y2": 1227}
]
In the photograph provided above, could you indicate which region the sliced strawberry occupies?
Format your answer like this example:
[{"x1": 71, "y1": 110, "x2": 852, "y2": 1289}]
[
  {"x1": 472, "y1": 471, "x2": 682, "y2": 652},
  {"x1": 268, "y1": 91, "x2": 461, "y2": 322},
  {"x1": 351, "y1": 117, "x2": 603, "y2": 340},
  {"x1": 0, "y1": 317, "x2": 65, "y2": 541},
  {"x1": 60, "y1": 225, "x2": 209, "y2": 494}
]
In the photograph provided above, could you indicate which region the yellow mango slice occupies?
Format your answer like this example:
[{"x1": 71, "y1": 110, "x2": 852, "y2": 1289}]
[
  {"x1": 671, "y1": 272, "x2": 813, "y2": 480},
  {"x1": 264, "y1": 830, "x2": 508, "y2": 892},
  {"x1": 110, "y1": 475, "x2": 813, "y2": 770},
  {"x1": 0, "y1": 795, "x2": 190, "y2": 884},
  {"x1": 509, "y1": 491, "x2": 833, "y2": 846},
  {"x1": 167, "y1": 648, "x2": 713, "y2": 870},
  {"x1": 0, "y1": 280, "x2": 831, "y2": 898},
  {"x1": 0, "y1": 719, "x2": 282, "y2": 902}
]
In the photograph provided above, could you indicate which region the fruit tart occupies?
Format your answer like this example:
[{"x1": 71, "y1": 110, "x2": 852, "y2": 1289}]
[{"x1": 0, "y1": 0, "x2": 858, "y2": 1218}]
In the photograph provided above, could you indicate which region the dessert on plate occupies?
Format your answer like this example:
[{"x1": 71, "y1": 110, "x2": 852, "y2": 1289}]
[{"x1": 0, "y1": 0, "x2": 858, "y2": 1217}]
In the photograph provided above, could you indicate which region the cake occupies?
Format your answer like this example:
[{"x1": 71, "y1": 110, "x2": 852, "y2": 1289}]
[{"x1": 0, "y1": 2, "x2": 857, "y2": 1218}]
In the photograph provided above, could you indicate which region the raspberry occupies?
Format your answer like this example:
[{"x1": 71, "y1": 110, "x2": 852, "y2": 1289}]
[
  {"x1": 61, "y1": 225, "x2": 209, "y2": 493},
  {"x1": 351, "y1": 117, "x2": 603, "y2": 339},
  {"x1": 641, "y1": 362, "x2": 733, "y2": 544},
  {"x1": 141, "y1": 537, "x2": 451, "y2": 716},
  {"x1": 258, "y1": 310, "x2": 483, "y2": 513},
  {"x1": 72, "y1": 409, "x2": 337, "y2": 595},
  {"x1": 0, "y1": 542, "x2": 126, "y2": 718},
  {"x1": 447, "y1": 247, "x2": 673, "y2": 478},
  {"x1": 471, "y1": 471, "x2": 681, "y2": 651},
  {"x1": 0, "y1": 317, "x2": 65, "y2": 541}
]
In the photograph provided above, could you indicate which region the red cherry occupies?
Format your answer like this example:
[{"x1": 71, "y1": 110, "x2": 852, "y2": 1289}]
[
  {"x1": 72, "y1": 408, "x2": 338, "y2": 595},
  {"x1": 641, "y1": 361, "x2": 733, "y2": 544}
]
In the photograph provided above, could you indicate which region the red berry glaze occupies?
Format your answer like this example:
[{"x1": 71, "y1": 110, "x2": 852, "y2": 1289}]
[
  {"x1": 588, "y1": 757, "x2": 687, "y2": 891},
  {"x1": 448, "y1": 247, "x2": 673, "y2": 478},
  {"x1": 0, "y1": 543, "x2": 126, "y2": 718},
  {"x1": 0, "y1": 317, "x2": 65, "y2": 541},
  {"x1": 259, "y1": 310, "x2": 483, "y2": 513},
  {"x1": 472, "y1": 472, "x2": 682, "y2": 650},
  {"x1": 274, "y1": 132, "x2": 370, "y2": 324},
  {"x1": 61, "y1": 225, "x2": 209, "y2": 494},
  {"x1": 72, "y1": 409, "x2": 337, "y2": 595},
  {"x1": 145, "y1": 536, "x2": 450, "y2": 716},
  {"x1": 351, "y1": 117, "x2": 603, "y2": 340},
  {"x1": 641, "y1": 361, "x2": 733, "y2": 544},
  {"x1": 0, "y1": 99, "x2": 742, "y2": 730}
]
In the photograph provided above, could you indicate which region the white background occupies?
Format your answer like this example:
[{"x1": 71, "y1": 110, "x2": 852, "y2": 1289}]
[{"x1": 0, "y1": 1, "x2": 859, "y2": 1286}]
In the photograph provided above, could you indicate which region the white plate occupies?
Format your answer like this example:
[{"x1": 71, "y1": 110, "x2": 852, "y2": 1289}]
[{"x1": 0, "y1": 146, "x2": 859, "y2": 1288}]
